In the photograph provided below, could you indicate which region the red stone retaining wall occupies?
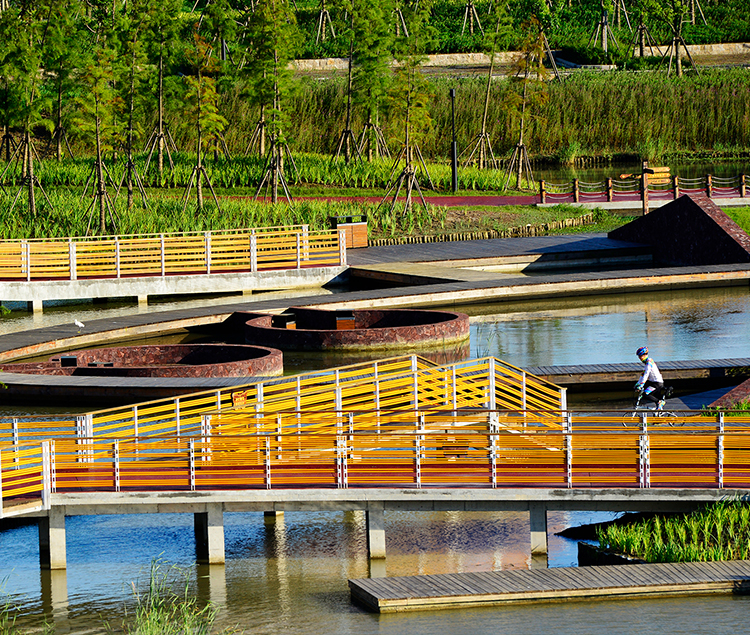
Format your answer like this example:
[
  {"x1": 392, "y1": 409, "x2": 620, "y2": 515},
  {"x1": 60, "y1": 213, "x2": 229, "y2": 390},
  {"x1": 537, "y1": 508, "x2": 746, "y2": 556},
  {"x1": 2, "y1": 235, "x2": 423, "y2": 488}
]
[
  {"x1": 243, "y1": 308, "x2": 470, "y2": 351},
  {"x1": 0, "y1": 344, "x2": 283, "y2": 378}
]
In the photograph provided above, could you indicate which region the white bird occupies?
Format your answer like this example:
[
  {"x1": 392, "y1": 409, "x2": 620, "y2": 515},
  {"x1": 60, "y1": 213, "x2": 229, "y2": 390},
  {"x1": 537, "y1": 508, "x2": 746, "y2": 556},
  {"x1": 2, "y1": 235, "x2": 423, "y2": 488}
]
[{"x1": 74, "y1": 319, "x2": 85, "y2": 333}]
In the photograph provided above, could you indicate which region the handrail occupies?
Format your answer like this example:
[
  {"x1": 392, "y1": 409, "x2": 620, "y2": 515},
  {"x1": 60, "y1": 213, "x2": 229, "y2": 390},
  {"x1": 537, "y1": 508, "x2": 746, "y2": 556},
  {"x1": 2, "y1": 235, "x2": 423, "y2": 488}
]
[
  {"x1": 0, "y1": 225, "x2": 344, "y2": 282},
  {"x1": 5, "y1": 413, "x2": 749, "y2": 500}
]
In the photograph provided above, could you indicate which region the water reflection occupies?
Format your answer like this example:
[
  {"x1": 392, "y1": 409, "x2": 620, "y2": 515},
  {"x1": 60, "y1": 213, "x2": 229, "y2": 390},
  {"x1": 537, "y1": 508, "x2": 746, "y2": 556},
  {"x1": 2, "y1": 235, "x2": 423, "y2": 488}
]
[{"x1": 467, "y1": 286, "x2": 750, "y2": 367}]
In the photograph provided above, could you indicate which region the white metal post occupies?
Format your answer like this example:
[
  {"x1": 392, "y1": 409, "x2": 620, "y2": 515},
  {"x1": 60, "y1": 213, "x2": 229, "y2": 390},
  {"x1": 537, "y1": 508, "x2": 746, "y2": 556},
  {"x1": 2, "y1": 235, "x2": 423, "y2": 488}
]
[
  {"x1": 488, "y1": 358, "x2": 496, "y2": 409},
  {"x1": 0, "y1": 449, "x2": 4, "y2": 518},
  {"x1": 24, "y1": 241, "x2": 31, "y2": 281},
  {"x1": 69, "y1": 240, "x2": 77, "y2": 281},
  {"x1": 296, "y1": 234, "x2": 301, "y2": 269},
  {"x1": 113, "y1": 441, "x2": 120, "y2": 492},
  {"x1": 41, "y1": 441, "x2": 51, "y2": 510},
  {"x1": 160, "y1": 234, "x2": 166, "y2": 276},
  {"x1": 718, "y1": 412, "x2": 725, "y2": 489},
  {"x1": 115, "y1": 237, "x2": 121, "y2": 278},
  {"x1": 189, "y1": 439, "x2": 196, "y2": 491},
  {"x1": 250, "y1": 233, "x2": 257, "y2": 273},
  {"x1": 205, "y1": 232, "x2": 211, "y2": 274},
  {"x1": 338, "y1": 229, "x2": 347, "y2": 265}
]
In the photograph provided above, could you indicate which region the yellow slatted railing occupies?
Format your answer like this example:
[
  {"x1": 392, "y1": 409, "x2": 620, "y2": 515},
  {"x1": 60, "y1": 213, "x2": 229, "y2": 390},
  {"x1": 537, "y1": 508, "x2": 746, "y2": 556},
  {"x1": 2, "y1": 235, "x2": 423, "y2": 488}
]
[
  {"x1": 4, "y1": 420, "x2": 747, "y2": 499},
  {"x1": 0, "y1": 226, "x2": 343, "y2": 281}
]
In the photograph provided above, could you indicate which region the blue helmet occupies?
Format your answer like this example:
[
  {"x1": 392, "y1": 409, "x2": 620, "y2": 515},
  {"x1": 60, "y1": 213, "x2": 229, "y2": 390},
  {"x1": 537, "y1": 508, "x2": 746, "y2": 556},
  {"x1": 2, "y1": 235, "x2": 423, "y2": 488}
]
[{"x1": 636, "y1": 346, "x2": 648, "y2": 358}]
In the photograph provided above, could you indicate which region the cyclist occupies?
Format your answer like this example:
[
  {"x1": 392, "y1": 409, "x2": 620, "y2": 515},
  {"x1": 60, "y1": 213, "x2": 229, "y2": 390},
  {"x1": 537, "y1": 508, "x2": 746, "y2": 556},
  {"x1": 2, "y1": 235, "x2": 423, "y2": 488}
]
[{"x1": 635, "y1": 346, "x2": 666, "y2": 410}]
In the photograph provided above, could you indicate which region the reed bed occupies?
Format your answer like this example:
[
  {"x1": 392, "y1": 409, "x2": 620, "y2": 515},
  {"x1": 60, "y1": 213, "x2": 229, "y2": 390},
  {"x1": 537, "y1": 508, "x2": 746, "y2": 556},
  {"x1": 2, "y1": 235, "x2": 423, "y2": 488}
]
[{"x1": 597, "y1": 500, "x2": 750, "y2": 563}]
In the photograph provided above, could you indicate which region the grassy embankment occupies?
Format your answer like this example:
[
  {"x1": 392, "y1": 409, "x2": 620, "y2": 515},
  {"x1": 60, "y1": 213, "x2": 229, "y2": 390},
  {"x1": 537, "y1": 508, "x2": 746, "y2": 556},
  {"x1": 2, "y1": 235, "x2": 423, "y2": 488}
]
[{"x1": 597, "y1": 500, "x2": 750, "y2": 563}]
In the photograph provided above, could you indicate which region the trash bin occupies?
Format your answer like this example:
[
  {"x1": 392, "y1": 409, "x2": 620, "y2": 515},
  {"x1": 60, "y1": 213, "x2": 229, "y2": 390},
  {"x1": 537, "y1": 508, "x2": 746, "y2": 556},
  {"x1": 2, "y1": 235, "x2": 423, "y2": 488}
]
[{"x1": 329, "y1": 214, "x2": 368, "y2": 249}]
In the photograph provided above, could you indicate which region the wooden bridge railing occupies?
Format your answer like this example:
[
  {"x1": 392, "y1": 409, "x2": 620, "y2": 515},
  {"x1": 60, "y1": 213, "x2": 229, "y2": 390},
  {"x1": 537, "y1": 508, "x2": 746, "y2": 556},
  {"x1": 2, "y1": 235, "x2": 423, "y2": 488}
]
[
  {"x1": 0, "y1": 225, "x2": 345, "y2": 281},
  {"x1": 4, "y1": 412, "x2": 750, "y2": 508}
]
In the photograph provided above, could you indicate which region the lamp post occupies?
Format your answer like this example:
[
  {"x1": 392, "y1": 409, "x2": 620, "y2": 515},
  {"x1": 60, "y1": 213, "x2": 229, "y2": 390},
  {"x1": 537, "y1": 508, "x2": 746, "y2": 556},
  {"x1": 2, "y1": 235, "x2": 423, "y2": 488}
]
[{"x1": 450, "y1": 88, "x2": 458, "y2": 193}]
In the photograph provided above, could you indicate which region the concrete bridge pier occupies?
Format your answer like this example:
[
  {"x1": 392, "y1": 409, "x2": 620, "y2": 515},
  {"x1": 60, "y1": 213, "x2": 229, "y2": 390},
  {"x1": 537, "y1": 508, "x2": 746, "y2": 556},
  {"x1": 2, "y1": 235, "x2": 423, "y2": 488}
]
[
  {"x1": 529, "y1": 502, "x2": 548, "y2": 566},
  {"x1": 194, "y1": 504, "x2": 225, "y2": 564},
  {"x1": 366, "y1": 502, "x2": 386, "y2": 560},
  {"x1": 196, "y1": 564, "x2": 226, "y2": 609},
  {"x1": 39, "y1": 508, "x2": 66, "y2": 570}
]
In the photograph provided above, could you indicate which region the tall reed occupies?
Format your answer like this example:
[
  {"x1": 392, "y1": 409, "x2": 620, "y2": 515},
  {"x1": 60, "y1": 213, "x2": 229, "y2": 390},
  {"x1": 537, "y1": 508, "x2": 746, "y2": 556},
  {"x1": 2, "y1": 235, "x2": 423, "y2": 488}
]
[{"x1": 598, "y1": 500, "x2": 750, "y2": 563}]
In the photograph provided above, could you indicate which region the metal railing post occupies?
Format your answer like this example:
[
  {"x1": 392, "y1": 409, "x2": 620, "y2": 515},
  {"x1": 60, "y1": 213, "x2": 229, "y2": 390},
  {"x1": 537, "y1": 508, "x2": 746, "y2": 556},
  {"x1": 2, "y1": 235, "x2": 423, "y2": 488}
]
[
  {"x1": 265, "y1": 436, "x2": 272, "y2": 489},
  {"x1": 175, "y1": 399, "x2": 181, "y2": 438},
  {"x1": 488, "y1": 358, "x2": 496, "y2": 409},
  {"x1": 338, "y1": 229, "x2": 347, "y2": 266},
  {"x1": 415, "y1": 414, "x2": 424, "y2": 489},
  {"x1": 250, "y1": 233, "x2": 258, "y2": 273},
  {"x1": 41, "y1": 441, "x2": 51, "y2": 510},
  {"x1": 566, "y1": 432, "x2": 573, "y2": 489},
  {"x1": 160, "y1": 234, "x2": 166, "y2": 277},
  {"x1": 189, "y1": 439, "x2": 196, "y2": 491},
  {"x1": 69, "y1": 240, "x2": 77, "y2": 281},
  {"x1": 205, "y1": 232, "x2": 211, "y2": 274},
  {"x1": 24, "y1": 241, "x2": 31, "y2": 281},
  {"x1": 718, "y1": 412, "x2": 725, "y2": 489},
  {"x1": 115, "y1": 237, "x2": 121, "y2": 278},
  {"x1": 296, "y1": 233, "x2": 301, "y2": 269},
  {"x1": 113, "y1": 441, "x2": 120, "y2": 492},
  {"x1": 639, "y1": 427, "x2": 650, "y2": 489}
]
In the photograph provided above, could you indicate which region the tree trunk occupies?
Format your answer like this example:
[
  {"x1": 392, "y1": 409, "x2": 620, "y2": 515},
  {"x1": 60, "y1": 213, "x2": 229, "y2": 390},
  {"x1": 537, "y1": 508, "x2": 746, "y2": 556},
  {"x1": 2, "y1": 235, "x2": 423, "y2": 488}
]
[
  {"x1": 127, "y1": 46, "x2": 137, "y2": 211},
  {"x1": 26, "y1": 133, "x2": 36, "y2": 217},
  {"x1": 96, "y1": 115, "x2": 106, "y2": 234},
  {"x1": 158, "y1": 51, "x2": 164, "y2": 180},
  {"x1": 56, "y1": 78, "x2": 63, "y2": 162}
]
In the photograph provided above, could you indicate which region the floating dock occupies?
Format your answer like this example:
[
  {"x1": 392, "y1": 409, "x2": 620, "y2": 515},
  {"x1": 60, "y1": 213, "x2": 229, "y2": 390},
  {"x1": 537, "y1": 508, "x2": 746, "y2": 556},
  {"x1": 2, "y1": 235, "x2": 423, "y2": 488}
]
[{"x1": 349, "y1": 560, "x2": 750, "y2": 612}]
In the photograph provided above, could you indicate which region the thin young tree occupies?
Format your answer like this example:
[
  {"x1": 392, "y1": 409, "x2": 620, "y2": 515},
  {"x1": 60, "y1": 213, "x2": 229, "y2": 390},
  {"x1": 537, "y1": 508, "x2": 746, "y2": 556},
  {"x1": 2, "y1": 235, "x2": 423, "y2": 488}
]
[
  {"x1": 74, "y1": 45, "x2": 123, "y2": 234},
  {"x1": 642, "y1": 0, "x2": 699, "y2": 76},
  {"x1": 502, "y1": 16, "x2": 549, "y2": 191},
  {"x1": 381, "y1": 0, "x2": 435, "y2": 216},
  {"x1": 247, "y1": 0, "x2": 301, "y2": 204},
  {"x1": 180, "y1": 32, "x2": 227, "y2": 212},
  {"x1": 460, "y1": 0, "x2": 512, "y2": 170},
  {"x1": 142, "y1": 0, "x2": 182, "y2": 181},
  {"x1": 0, "y1": 2, "x2": 55, "y2": 217},
  {"x1": 41, "y1": 0, "x2": 87, "y2": 161},
  {"x1": 113, "y1": 0, "x2": 152, "y2": 210},
  {"x1": 345, "y1": 0, "x2": 394, "y2": 163}
]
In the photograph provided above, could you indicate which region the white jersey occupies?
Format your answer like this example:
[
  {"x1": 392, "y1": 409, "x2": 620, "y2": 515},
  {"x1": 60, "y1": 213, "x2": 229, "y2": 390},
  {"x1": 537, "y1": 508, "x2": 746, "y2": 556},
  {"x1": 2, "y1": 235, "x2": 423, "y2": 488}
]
[{"x1": 639, "y1": 358, "x2": 663, "y2": 385}]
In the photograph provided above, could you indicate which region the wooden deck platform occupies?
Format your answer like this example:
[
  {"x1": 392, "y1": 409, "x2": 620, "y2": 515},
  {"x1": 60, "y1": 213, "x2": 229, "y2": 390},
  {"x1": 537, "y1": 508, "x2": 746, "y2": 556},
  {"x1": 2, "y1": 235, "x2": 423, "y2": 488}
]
[
  {"x1": 349, "y1": 560, "x2": 750, "y2": 612},
  {"x1": 527, "y1": 358, "x2": 750, "y2": 390}
]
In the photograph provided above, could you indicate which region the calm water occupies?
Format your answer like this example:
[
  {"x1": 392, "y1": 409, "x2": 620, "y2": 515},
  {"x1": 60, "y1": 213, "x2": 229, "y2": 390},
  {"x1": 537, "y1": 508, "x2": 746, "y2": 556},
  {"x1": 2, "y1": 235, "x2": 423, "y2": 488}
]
[{"x1": 2, "y1": 281, "x2": 750, "y2": 633}]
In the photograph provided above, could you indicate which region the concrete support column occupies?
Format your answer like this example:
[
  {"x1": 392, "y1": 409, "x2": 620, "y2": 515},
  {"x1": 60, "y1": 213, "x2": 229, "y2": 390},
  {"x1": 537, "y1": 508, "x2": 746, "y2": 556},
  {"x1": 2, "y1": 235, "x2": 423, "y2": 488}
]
[
  {"x1": 529, "y1": 502, "x2": 548, "y2": 555},
  {"x1": 264, "y1": 510, "x2": 284, "y2": 524},
  {"x1": 195, "y1": 503, "x2": 225, "y2": 564},
  {"x1": 39, "y1": 508, "x2": 66, "y2": 570},
  {"x1": 366, "y1": 502, "x2": 386, "y2": 560},
  {"x1": 137, "y1": 295, "x2": 148, "y2": 307},
  {"x1": 27, "y1": 300, "x2": 43, "y2": 313}
]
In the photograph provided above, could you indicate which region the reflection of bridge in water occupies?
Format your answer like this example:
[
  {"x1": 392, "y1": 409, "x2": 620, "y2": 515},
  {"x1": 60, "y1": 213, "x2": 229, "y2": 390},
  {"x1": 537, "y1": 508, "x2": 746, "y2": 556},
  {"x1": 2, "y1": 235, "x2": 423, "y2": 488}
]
[{"x1": 2, "y1": 354, "x2": 749, "y2": 573}]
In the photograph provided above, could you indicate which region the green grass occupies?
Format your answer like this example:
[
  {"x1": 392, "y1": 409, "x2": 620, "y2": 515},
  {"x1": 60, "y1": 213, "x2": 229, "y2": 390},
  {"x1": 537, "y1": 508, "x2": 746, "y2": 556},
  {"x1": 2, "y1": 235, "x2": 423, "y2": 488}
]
[{"x1": 597, "y1": 500, "x2": 750, "y2": 563}]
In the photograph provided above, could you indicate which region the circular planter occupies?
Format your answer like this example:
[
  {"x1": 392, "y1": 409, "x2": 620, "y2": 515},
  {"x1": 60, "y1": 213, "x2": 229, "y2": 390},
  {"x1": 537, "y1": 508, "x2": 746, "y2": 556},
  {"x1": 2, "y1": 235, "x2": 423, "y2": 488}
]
[
  {"x1": 243, "y1": 307, "x2": 470, "y2": 351},
  {"x1": 0, "y1": 344, "x2": 283, "y2": 378}
]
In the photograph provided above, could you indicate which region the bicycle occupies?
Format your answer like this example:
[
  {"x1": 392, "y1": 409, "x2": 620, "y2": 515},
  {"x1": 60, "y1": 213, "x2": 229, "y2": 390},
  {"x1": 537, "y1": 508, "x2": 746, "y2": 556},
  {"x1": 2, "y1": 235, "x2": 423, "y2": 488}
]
[{"x1": 622, "y1": 385, "x2": 679, "y2": 426}]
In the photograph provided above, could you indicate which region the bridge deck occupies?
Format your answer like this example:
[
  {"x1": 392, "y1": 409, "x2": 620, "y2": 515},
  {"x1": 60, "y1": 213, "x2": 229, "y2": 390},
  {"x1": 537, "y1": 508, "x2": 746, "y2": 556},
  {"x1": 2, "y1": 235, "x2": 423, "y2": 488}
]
[
  {"x1": 349, "y1": 559, "x2": 750, "y2": 612},
  {"x1": 527, "y1": 358, "x2": 750, "y2": 389}
]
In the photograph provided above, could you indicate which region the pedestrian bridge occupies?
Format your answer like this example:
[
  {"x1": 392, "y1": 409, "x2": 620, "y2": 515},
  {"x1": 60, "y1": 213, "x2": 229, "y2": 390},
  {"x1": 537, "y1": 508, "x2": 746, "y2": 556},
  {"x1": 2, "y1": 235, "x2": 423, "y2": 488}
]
[
  {"x1": 1, "y1": 354, "x2": 748, "y2": 570},
  {"x1": 0, "y1": 224, "x2": 346, "y2": 311}
]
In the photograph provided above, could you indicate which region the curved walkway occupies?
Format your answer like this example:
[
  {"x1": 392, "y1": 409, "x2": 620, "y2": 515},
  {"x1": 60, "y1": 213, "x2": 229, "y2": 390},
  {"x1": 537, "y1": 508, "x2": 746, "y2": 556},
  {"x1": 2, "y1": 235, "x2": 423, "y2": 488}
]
[{"x1": 0, "y1": 233, "x2": 749, "y2": 402}]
